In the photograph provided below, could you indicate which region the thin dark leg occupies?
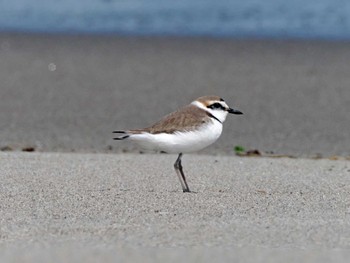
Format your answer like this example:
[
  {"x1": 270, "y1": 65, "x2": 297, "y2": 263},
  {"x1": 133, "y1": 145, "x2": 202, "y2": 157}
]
[{"x1": 174, "y1": 153, "x2": 190, "y2": 192}]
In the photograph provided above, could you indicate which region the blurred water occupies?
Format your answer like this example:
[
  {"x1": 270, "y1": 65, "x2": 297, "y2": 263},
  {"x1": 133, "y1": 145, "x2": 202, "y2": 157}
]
[{"x1": 1, "y1": 0, "x2": 350, "y2": 39}]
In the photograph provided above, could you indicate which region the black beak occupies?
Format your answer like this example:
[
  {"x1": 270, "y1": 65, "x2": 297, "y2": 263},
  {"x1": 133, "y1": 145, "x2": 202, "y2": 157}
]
[{"x1": 228, "y1": 108, "x2": 243, "y2": 115}]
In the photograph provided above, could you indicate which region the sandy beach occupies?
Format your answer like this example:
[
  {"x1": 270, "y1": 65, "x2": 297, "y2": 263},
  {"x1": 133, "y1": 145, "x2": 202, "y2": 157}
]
[
  {"x1": 1, "y1": 34, "x2": 350, "y2": 261},
  {"x1": 1, "y1": 152, "x2": 350, "y2": 262}
]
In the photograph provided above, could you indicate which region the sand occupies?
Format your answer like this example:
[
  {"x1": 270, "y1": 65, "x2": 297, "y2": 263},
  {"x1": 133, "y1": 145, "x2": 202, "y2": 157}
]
[
  {"x1": 1, "y1": 34, "x2": 350, "y2": 261},
  {"x1": 1, "y1": 152, "x2": 350, "y2": 262},
  {"x1": 0, "y1": 34, "x2": 350, "y2": 156}
]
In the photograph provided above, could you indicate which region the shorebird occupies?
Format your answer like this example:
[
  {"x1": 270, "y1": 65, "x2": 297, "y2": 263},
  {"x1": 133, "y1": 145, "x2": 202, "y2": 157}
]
[{"x1": 113, "y1": 95, "x2": 243, "y2": 192}]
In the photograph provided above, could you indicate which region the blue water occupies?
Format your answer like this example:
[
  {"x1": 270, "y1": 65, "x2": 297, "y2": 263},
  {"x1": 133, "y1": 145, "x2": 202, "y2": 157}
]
[{"x1": 1, "y1": 0, "x2": 350, "y2": 39}]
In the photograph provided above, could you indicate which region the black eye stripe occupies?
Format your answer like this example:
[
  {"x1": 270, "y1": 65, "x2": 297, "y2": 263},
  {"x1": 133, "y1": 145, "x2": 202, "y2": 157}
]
[{"x1": 207, "y1": 102, "x2": 225, "y2": 110}]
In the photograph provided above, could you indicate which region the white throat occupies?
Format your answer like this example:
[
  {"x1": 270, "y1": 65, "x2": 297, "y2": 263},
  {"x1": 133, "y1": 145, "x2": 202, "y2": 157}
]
[{"x1": 191, "y1": 101, "x2": 229, "y2": 123}]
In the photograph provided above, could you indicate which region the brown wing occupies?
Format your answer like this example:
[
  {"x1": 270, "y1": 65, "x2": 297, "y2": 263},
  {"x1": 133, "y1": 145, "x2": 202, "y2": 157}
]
[{"x1": 129, "y1": 104, "x2": 210, "y2": 134}]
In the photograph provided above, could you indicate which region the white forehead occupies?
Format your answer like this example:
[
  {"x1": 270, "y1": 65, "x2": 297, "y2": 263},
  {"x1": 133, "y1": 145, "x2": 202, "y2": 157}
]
[{"x1": 192, "y1": 99, "x2": 229, "y2": 109}]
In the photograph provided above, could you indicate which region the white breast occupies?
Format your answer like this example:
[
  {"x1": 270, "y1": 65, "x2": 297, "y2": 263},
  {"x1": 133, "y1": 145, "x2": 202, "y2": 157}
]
[{"x1": 128, "y1": 120, "x2": 223, "y2": 153}]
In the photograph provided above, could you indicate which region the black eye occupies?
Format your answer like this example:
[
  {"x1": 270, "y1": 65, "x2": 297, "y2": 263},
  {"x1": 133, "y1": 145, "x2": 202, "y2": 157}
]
[{"x1": 208, "y1": 102, "x2": 224, "y2": 110}]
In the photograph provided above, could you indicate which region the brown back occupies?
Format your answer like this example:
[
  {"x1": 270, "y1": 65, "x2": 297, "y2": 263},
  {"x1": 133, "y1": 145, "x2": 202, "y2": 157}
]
[{"x1": 129, "y1": 104, "x2": 210, "y2": 134}]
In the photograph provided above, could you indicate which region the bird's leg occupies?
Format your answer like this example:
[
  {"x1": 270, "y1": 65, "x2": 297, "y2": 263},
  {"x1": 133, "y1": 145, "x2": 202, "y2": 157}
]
[{"x1": 174, "y1": 153, "x2": 190, "y2": 192}]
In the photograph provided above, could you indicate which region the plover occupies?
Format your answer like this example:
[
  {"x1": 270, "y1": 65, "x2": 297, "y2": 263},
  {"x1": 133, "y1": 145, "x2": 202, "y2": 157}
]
[{"x1": 113, "y1": 95, "x2": 243, "y2": 192}]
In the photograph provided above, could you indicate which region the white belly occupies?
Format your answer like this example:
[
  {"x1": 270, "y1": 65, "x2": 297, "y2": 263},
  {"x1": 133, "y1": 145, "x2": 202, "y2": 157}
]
[{"x1": 129, "y1": 121, "x2": 223, "y2": 153}]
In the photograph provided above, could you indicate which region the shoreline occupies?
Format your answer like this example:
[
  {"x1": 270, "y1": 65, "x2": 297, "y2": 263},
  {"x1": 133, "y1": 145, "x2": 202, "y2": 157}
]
[
  {"x1": 1, "y1": 147, "x2": 350, "y2": 161},
  {"x1": 4, "y1": 30, "x2": 350, "y2": 42}
]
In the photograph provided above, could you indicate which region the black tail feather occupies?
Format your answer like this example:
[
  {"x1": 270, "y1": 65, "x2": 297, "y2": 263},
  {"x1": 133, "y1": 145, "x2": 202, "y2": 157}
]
[
  {"x1": 113, "y1": 130, "x2": 126, "y2": 134},
  {"x1": 113, "y1": 135, "x2": 130, "y2": 140},
  {"x1": 113, "y1": 130, "x2": 130, "y2": 140}
]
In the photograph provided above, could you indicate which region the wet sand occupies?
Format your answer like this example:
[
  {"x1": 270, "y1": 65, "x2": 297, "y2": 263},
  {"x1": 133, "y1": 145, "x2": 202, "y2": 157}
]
[{"x1": 0, "y1": 34, "x2": 350, "y2": 156}]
